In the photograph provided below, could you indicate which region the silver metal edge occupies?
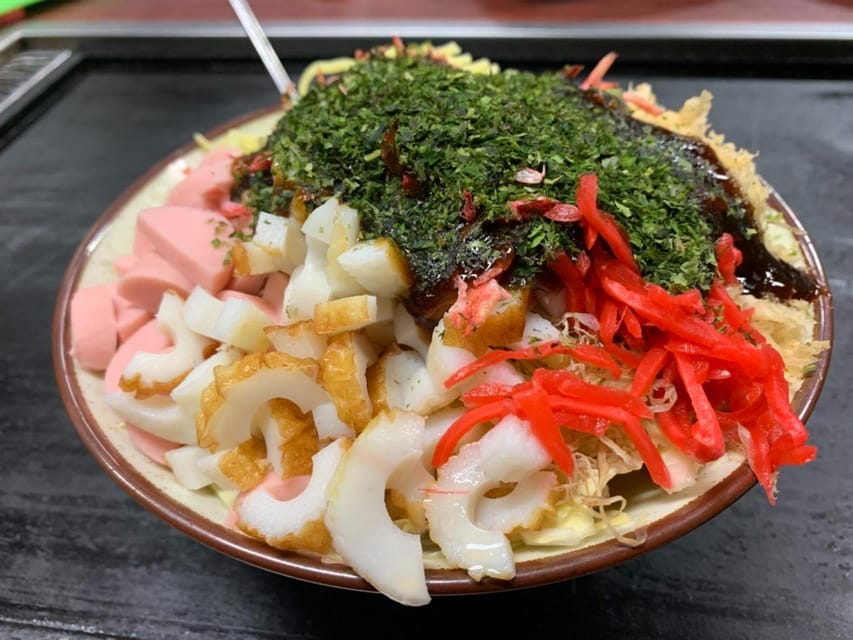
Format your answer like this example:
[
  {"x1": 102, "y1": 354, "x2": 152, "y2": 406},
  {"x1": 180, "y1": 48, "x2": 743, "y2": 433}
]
[
  {"x1": 2, "y1": 19, "x2": 853, "y2": 44},
  {"x1": 0, "y1": 48, "x2": 73, "y2": 115}
]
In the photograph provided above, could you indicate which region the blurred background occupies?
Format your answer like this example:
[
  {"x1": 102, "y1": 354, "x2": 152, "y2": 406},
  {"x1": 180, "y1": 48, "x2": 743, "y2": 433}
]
[{"x1": 3, "y1": 0, "x2": 853, "y2": 24}]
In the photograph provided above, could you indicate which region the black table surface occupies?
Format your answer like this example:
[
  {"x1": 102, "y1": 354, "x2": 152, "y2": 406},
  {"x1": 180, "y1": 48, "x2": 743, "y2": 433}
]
[{"x1": 0, "y1": 56, "x2": 851, "y2": 639}]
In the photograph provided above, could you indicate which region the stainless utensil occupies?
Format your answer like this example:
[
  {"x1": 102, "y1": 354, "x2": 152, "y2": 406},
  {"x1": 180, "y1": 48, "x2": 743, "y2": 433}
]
[{"x1": 227, "y1": 0, "x2": 298, "y2": 102}]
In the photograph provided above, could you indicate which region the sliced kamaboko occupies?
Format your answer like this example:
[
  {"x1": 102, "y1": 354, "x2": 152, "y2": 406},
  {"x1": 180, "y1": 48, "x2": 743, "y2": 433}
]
[
  {"x1": 474, "y1": 471, "x2": 557, "y2": 533},
  {"x1": 260, "y1": 271, "x2": 288, "y2": 312},
  {"x1": 237, "y1": 437, "x2": 349, "y2": 554},
  {"x1": 196, "y1": 351, "x2": 329, "y2": 451},
  {"x1": 109, "y1": 284, "x2": 151, "y2": 344},
  {"x1": 256, "y1": 398, "x2": 319, "y2": 478},
  {"x1": 104, "y1": 392, "x2": 195, "y2": 444},
  {"x1": 119, "y1": 291, "x2": 215, "y2": 397},
  {"x1": 424, "y1": 414, "x2": 551, "y2": 582},
  {"x1": 70, "y1": 284, "x2": 117, "y2": 371},
  {"x1": 336, "y1": 237, "x2": 412, "y2": 299},
  {"x1": 265, "y1": 321, "x2": 327, "y2": 360},
  {"x1": 426, "y1": 319, "x2": 525, "y2": 395},
  {"x1": 325, "y1": 410, "x2": 430, "y2": 606},
  {"x1": 126, "y1": 425, "x2": 178, "y2": 466},
  {"x1": 318, "y1": 331, "x2": 376, "y2": 433},
  {"x1": 136, "y1": 206, "x2": 234, "y2": 293},
  {"x1": 382, "y1": 349, "x2": 455, "y2": 416},
  {"x1": 104, "y1": 320, "x2": 171, "y2": 394},
  {"x1": 313, "y1": 295, "x2": 392, "y2": 335},
  {"x1": 280, "y1": 237, "x2": 332, "y2": 325},
  {"x1": 165, "y1": 147, "x2": 237, "y2": 212},
  {"x1": 227, "y1": 272, "x2": 266, "y2": 295},
  {"x1": 115, "y1": 251, "x2": 194, "y2": 314}
]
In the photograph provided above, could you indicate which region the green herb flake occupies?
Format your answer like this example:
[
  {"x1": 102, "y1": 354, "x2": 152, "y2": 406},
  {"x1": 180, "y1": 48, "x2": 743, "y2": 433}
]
[{"x1": 242, "y1": 47, "x2": 757, "y2": 305}]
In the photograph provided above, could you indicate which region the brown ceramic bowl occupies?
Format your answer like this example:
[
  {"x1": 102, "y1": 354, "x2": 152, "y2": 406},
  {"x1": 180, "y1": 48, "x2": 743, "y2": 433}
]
[{"x1": 53, "y1": 107, "x2": 834, "y2": 597}]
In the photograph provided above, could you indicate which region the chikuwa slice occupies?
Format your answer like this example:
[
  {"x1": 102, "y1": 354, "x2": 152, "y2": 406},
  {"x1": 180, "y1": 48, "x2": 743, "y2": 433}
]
[
  {"x1": 324, "y1": 410, "x2": 430, "y2": 606},
  {"x1": 120, "y1": 291, "x2": 215, "y2": 397},
  {"x1": 424, "y1": 414, "x2": 553, "y2": 581},
  {"x1": 196, "y1": 351, "x2": 329, "y2": 450},
  {"x1": 237, "y1": 438, "x2": 350, "y2": 554}
]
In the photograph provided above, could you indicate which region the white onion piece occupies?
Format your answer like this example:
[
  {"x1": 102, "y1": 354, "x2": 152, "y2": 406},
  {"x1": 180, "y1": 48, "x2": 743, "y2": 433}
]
[{"x1": 561, "y1": 312, "x2": 600, "y2": 334}]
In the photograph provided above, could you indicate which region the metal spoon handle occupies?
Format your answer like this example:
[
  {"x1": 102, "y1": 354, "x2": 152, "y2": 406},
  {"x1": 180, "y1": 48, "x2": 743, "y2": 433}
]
[{"x1": 228, "y1": 0, "x2": 298, "y2": 101}]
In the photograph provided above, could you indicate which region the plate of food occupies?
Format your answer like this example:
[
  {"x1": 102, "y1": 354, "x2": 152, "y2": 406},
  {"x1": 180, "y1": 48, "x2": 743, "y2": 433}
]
[{"x1": 53, "y1": 40, "x2": 832, "y2": 606}]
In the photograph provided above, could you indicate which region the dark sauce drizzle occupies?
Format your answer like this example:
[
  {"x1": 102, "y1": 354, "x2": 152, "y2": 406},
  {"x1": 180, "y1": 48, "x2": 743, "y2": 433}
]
[{"x1": 676, "y1": 135, "x2": 819, "y2": 301}]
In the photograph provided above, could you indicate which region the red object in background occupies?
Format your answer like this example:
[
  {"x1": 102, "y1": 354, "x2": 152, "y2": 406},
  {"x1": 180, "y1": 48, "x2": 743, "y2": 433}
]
[{"x1": 0, "y1": 8, "x2": 25, "y2": 25}]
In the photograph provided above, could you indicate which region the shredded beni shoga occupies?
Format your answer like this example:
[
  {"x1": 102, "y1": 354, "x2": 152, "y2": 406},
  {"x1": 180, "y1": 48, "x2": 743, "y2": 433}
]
[
  {"x1": 69, "y1": 43, "x2": 828, "y2": 607},
  {"x1": 435, "y1": 172, "x2": 816, "y2": 503}
]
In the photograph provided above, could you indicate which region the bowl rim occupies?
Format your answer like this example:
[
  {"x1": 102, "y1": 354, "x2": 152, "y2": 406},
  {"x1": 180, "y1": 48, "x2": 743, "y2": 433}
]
[{"x1": 52, "y1": 105, "x2": 835, "y2": 596}]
